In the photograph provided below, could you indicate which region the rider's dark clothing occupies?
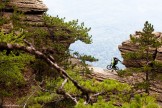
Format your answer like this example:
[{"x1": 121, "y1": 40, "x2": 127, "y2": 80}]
[{"x1": 111, "y1": 57, "x2": 121, "y2": 69}]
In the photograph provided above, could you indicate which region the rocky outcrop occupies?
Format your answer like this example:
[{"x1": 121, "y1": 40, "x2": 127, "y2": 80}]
[
  {"x1": 1, "y1": 0, "x2": 74, "y2": 48},
  {"x1": 5, "y1": 0, "x2": 47, "y2": 13},
  {"x1": 0, "y1": 0, "x2": 48, "y2": 33},
  {"x1": 118, "y1": 31, "x2": 162, "y2": 67},
  {"x1": 0, "y1": 0, "x2": 48, "y2": 107}
]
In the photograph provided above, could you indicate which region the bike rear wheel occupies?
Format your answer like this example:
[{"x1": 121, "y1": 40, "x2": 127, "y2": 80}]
[{"x1": 106, "y1": 65, "x2": 112, "y2": 70}]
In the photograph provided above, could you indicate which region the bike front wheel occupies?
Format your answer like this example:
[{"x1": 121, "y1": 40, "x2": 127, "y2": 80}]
[{"x1": 106, "y1": 65, "x2": 112, "y2": 70}]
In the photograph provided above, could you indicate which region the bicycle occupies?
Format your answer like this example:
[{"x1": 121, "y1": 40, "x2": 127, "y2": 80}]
[{"x1": 106, "y1": 64, "x2": 119, "y2": 71}]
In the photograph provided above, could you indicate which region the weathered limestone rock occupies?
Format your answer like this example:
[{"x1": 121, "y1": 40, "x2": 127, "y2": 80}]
[
  {"x1": 118, "y1": 31, "x2": 162, "y2": 67},
  {"x1": 0, "y1": 0, "x2": 48, "y2": 33},
  {"x1": 156, "y1": 32, "x2": 162, "y2": 61},
  {"x1": 6, "y1": 0, "x2": 48, "y2": 13}
]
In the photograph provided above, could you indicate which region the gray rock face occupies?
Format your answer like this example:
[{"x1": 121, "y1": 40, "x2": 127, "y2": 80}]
[{"x1": 118, "y1": 31, "x2": 162, "y2": 67}]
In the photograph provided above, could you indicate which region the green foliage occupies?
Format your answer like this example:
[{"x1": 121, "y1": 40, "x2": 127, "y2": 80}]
[
  {"x1": 19, "y1": 76, "x2": 77, "y2": 107},
  {"x1": 151, "y1": 61, "x2": 162, "y2": 73},
  {"x1": 18, "y1": 66, "x2": 160, "y2": 108},
  {"x1": 124, "y1": 21, "x2": 162, "y2": 93},
  {"x1": 0, "y1": 3, "x2": 5, "y2": 10},
  {"x1": 75, "y1": 94, "x2": 160, "y2": 108},
  {"x1": 28, "y1": 104, "x2": 42, "y2": 108},
  {"x1": 25, "y1": 28, "x2": 49, "y2": 48},
  {"x1": 25, "y1": 26, "x2": 70, "y2": 65},
  {"x1": 75, "y1": 99, "x2": 117, "y2": 108},
  {"x1": 20, "y1": 67, "x2": 132, "y2": 107},
  {"x1": 130, "y1": 21, "x2": 162, "y2": 60},
  {"x1": 76, "y1": 54, "x2": 98, "y2": 63},
  {"x1": 33, "y1": 93, "x2": 59, "y2": 104},
  {"x1": 0, "y1": 31, "x2": 25, "y2": 45},
  {"x1": 43, "y1": 14, "x2": 92, "y2": 44},
  {"x1": 122, "y1": 94, "x2": 160, "y2": 108},
  {"x1": 31, "y1": 59, "x2": 60, "y2": 82},
  {"x1": 0, "y1": 31, "x2": 34, "y2": 96},
  {"x1": 0, "y1": 50, "x2": 34, "y2": 95},
  {"x1": 1, "y1": 7, "x2": 160, "y2": 108},
  {"x1": 0, "y1": 9, "x2": 96, "y2": 107},
  {"x1": 130, "y1": 21, "x2": 161, "y2": 48},
  {"x1": 79, "y1": 79, "x2": 131, "y2": 92},
  {"x1": 18, "y1": 84, "x2": 60, "y2": 107},
  {"x1": 72, "y1": 52, "x2": 98, "y2": 74},
  {"x1": 124, "y1": 51, "x2": 153, "y2": 61},
  {"x1": 24, "y1": 14, "x2": 93, "y2": 68},
  {"x1": 0, "y1": 15, "x2": 8, "y2": 26}
]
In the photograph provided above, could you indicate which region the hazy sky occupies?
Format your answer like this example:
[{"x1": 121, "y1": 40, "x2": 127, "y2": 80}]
[
  {"x1": 43, "y1": 0, "x2": 162, "y2": 68},
  {"x1": 43, "y1": 1, "x2": 162, "y2": 17},
  {"x1": 43, "y1": 0, "x2": 162, "y2": 31}
]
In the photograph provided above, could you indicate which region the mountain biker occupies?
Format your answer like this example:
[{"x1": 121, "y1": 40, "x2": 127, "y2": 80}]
[{"x1": 111, "y1": 57, "x2": 121, "y2": 69}]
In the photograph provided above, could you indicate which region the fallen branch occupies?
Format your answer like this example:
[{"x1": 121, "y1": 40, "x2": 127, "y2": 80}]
[
  {"x1": 60, "y1": 78, "x2": 68, "y2": 89},
  {"x1": 23, "y1": 89, "x2": 37, "y2": 108},
  {"x1": 0, "y1": 42, "x2": 94, "y2": 102},
  {"x1": 57, "y1": 78, "x2": 78, "y2": 104},
  {"x1": 33, "y1": 78, "x2": 55, "y2": 93},
  {"x1": 33, "y1": 75, "x2": 77, "y2": 104},
  {"x1": 2, "y1": 105, "x2": 22, "y2": 107}
]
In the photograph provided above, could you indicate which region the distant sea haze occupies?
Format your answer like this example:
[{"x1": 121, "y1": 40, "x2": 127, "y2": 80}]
[{"x1": 44, "y1": 0, "x2": 162, "y2": 69}]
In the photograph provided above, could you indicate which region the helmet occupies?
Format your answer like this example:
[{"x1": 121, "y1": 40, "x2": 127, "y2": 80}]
[{"x1": 113, "y1": 57, "x2": 117, "y2": 59}]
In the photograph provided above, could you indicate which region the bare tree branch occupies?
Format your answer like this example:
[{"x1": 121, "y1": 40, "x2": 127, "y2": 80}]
[
  {"x1": 33, "y1": 77, "x2": 55, "y2": 93},
  {"x1": 60, "y1": 78, "x2": 68, "y2": 89},
  {"x1": 23, "y1": 89, "x2": 37, "y2": 108},
  {"x1": 2, "y1": 105, "x2": 22, "y2": 107},
  {"x1": 65, "y1": 93, "x2": 78, "y2": 104},
  {"x1": 0, "y1": 42, "x2": 94, "y2": 102},
  {"x1": 57, "y1": 78, "x2": 78, "y2": 104}
]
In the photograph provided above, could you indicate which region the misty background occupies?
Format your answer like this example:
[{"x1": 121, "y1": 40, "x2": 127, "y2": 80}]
[{"x1": 43, "y1": 0, "x2": 162, "y2": 68}]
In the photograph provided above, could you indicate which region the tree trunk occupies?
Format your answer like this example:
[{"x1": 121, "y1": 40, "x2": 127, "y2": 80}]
[
  {"x1": 0, "y1": 97, "x2": 3, "y2": 108},
  {"x1": 145, "y1": 71, "x2": 149, "y2": 94},
  {"x1": 145, "y1": 50, "x2": 149, "y2": 94}
]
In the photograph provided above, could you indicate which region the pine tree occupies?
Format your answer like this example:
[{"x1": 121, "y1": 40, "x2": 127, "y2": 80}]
[
  {"x1": 0, "y1": 7, "x2": 160, "y2": 107},
  {"x1": 125, "y1": 21, "x2": 162, "y2": 94}
]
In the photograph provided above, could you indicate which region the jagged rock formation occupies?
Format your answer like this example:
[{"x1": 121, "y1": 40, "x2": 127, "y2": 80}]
[{"x1": 118, "y1": 31, "x2": 162, "y2": 67}]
